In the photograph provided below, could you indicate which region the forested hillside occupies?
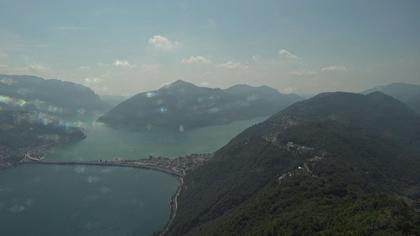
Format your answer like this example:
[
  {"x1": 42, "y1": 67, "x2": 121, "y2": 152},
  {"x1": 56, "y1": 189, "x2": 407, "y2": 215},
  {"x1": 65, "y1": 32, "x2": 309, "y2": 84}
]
[{"x1": 167, "y1": 92, "x2": 420, "y2": 235}]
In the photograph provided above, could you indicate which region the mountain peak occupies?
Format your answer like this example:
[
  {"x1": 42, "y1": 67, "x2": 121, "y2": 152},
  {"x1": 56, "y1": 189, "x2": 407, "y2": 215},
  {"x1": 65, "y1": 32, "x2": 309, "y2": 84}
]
[
  {"x1": 163, "y1": 80, "x2": 198, "y2": 89},
  {"x1": 226, "y1": 84, "x2": 277, "y2": 92},
  {"x1": 366, "y1": 90, "x2": 392, "y2": 99},
  {"x1": 225, "y1": 84, "x2": 286, "y2": 98},
  {"x1": 312, "y1": 91, "x2": 358, "y2": 98},
  {"x1": 267, "y1": 91, "x2": 420, "y2": 142},
  {"x1": 227, "y1": 84, "x2": 255, "y2": 89},
  {"x1": 363, "y1": 83, "x2": 420, "y2": 113},
  {"x1": 291, "y1": 91, "x2": 404, "y2": 113}
]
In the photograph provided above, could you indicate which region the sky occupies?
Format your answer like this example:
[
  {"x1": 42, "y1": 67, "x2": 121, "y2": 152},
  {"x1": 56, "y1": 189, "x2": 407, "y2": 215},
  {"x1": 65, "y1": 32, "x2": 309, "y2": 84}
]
[{"x1": 0, "y1": 0, "x2": 419, "y2": 96}]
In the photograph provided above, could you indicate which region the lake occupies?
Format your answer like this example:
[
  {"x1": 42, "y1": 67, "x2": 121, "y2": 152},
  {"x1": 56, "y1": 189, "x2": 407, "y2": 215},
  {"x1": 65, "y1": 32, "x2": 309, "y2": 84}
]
[{"x1": 0, "y1": 117, "x2": 265, "y2": 236}]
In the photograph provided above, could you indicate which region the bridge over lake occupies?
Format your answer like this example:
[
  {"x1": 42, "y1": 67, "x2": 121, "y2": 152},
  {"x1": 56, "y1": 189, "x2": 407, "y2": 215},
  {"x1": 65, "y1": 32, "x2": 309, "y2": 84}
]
[{"x1": 20, "y1": 153, "x2": 212, "y2": 178}]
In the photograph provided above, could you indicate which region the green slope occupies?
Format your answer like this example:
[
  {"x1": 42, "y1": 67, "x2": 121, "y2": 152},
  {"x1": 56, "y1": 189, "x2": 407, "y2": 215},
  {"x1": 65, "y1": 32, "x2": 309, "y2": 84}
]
[{"x1": 167, "y1": 92, "x2": 420, "y2": 235}]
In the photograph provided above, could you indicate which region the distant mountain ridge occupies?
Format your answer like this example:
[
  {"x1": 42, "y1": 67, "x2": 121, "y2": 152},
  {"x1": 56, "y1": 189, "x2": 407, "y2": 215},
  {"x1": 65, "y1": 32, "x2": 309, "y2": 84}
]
[
  {"x1": 363, "y1": 82, "x2": 420, "y2": 113},
  {"x1": 98, "y1": 80, "x2": 302, "y2": 130},
  {"x1": 0, "y1": 74, "x2": 109, "y2": 117},
  {"x1": 0, "y1": 109, "x2": 86, "y2": 168},
  {"x1": 0, "y1": 74, "x2": 99, "y2": 168},
  {"x1": 167, "y1": 91, "x2": 420, "y2": 235}
]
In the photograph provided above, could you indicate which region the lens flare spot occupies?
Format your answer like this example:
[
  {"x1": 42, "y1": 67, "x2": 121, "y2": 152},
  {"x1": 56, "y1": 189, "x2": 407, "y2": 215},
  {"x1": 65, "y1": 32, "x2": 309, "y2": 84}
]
[{"x1": 159, "y1": 107, "x2": 168, "y2": 113}]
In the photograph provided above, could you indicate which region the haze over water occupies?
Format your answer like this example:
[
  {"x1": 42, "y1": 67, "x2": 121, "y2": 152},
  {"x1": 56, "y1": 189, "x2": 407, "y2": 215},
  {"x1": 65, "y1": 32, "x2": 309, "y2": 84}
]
[{"x1": 0, "y1": 117, "x2": 264, "y2": 236}]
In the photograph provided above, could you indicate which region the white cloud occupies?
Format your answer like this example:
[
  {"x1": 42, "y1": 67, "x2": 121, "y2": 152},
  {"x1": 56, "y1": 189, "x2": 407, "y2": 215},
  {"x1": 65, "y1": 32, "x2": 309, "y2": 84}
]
[
  {"x1": 84, "y1": 77, "x2": 103, "y2": 85},
  {"x1": 219, "y1": 60, "x2": 248, "y2": 70},
  {"x1": 28, "y1": 64, "x2": 49, "y2": 71},
  {"x1": 289, "y1": 70, "x2": 317, "y2": 76},
  {"x1": 252, "y1": 55, "x2": 261, "y2": 62},
  {"x1": 321, "y1": 65, "x2": 348, "y2": 72},
  {"x1": 78, "y1": 66, "x2": 90, "y2": 70},
  {"x1": 279, "y1": 49, "x2": 300, "y2": 60},
  {"x1": 112, "y1": 60, "x2": 131, "y2": 67},
  {"x1": 283, "y1": 87, "x2": 294, "y2": 94},
  {"x1": 98, "y1": 86, "x2": 110, "y2": 93},
  {"x1": 148, "y1": 35, "x2": 179, "y2": 51},
  {"x1": 180, "y1": 56, "x2": 211, "y2": 65}
]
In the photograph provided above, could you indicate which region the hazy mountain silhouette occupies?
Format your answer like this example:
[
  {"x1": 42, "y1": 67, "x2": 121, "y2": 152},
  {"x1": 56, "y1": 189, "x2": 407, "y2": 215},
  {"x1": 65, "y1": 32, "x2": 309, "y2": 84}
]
[
  {"x1": 0, "y1": 74, "x2": 109, "y2": 117},
  {"x1": 98, "y1": 80, "x2": 302, "y2": 130},
  {"x1": 363, "y1": 82, "x2": 420, "y2": 113}
]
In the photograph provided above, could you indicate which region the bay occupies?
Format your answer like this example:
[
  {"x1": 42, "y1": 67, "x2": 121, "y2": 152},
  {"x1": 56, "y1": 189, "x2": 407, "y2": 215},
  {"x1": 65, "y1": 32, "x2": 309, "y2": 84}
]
[{"x1": 0, "y1": 117, "x2": 265, "y2": 236}]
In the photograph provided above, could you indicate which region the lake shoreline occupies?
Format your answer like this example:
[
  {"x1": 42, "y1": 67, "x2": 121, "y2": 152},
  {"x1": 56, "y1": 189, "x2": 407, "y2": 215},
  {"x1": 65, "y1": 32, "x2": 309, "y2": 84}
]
[
  {"x1": 0, "y1": 118, "x2": 259, "y2": 235},
  {"x1": 17, "y1": 153, "x2": 211, "y2": 236},
  {"x1": 158, "y1": 176, "x2": 183, "y2": 236}
]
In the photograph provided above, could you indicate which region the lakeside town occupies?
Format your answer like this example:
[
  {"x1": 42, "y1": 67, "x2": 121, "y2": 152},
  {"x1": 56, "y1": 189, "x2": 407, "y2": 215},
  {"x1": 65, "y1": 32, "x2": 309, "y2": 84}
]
[
  {"x1": 0, "y1": 144, "x2": 51, "y2": 170},
  {"x1": 19, "y1": 152, "x2": 212, "y2": 177}
]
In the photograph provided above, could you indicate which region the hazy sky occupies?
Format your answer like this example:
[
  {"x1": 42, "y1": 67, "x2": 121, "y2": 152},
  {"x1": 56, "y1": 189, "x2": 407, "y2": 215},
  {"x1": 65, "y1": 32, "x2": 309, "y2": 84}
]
[{"x1": 0, "y1": 0, "x2": 419, "y2": 96}]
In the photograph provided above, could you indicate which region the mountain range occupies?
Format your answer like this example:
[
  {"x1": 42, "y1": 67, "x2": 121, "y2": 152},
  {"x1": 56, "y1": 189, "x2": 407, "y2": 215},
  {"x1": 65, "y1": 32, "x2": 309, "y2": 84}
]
[
  {"x1": 98, "y1": 80, "x2": 302, "y2": 130},
  {"x1": 1, "y1": 73, "x2": 419, "y2": 234}
]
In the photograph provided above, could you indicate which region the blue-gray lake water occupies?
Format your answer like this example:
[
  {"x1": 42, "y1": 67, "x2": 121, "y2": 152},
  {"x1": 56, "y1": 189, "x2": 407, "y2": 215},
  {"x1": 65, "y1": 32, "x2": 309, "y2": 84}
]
[{"x1": 0, "y1": 117, "x2": 265, "y2": 236}]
